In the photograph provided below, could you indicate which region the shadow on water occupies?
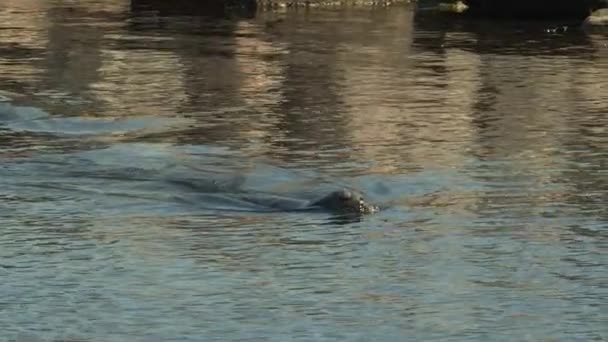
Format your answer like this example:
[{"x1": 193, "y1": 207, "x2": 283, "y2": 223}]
[
  {"x1": 460, "y1": 0, "x2": 603, "y2": 21},
  {"x1": 130, "y1": 0, "x2": 257, "y2": 19},
  {"x1": 413, "y1": 11, "x2": 599, "y2": 56}
]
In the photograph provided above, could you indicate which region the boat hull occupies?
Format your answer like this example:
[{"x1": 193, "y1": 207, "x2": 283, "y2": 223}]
[{"x1": 461, "y1": 0, "x2": 602, "y2": 20}]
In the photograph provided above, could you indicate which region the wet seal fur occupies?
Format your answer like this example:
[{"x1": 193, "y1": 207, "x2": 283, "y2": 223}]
[
  {"x1": 233, "y1": 188, "x2": 379, "y2": 216},
  {"x1": 310, "y1": 189, "x2": 378, "y2": 215}
]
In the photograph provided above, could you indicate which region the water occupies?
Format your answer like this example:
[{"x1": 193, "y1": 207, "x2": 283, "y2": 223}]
[{"x1": 1, "y1": 1, "x2": 607, "y2": 341}]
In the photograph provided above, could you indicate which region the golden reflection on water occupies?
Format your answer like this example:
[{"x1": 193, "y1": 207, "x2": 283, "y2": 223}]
[
  {"x1": 1, "y1": 1, "x2": 606, "y2": 221},
  {"x1": 3, "y1": 1, "x2": 605, "y2": 169},
  {"x1": 91, "y1": 49, "x2": 187, "y2": 115}
]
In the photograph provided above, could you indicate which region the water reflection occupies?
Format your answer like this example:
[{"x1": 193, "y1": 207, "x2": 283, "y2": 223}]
[
  {"x1": 131, "y1": 0, "x2": 257, "y2": 18},
  {"x1": 1, "y1": 1, "x2": 607, "y2": 341}
]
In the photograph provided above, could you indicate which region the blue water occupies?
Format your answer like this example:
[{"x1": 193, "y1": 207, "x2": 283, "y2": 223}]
[{"x1": 1, "y1": 2, "x2": 607, "y2": 341}]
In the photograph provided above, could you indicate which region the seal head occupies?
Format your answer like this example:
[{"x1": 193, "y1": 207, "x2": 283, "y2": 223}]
[{"x1": 311, "y1": 189, "x2": 378, "y2": 215}]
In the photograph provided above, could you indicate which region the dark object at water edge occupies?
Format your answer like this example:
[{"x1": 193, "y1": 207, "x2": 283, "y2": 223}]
[
  {"x1": 131, "y1": 0, "x2": 257, "y2": 17},
  {"x1": 461, "y1": 0, "x2": 605, "y2": 20}
]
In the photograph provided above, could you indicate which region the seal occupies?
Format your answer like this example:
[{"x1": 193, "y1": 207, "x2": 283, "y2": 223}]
[
  {"x1": 310, "y1": 189, "x2": 378, "y2": 215},
  {"x1": 217, "y1": 188, "x2": 379, "y2": 215},
  {"x1": 168, "y1": 177, "x2": 378, "y2": 215}
]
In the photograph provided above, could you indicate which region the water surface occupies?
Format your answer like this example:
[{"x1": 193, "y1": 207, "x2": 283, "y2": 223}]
[{"x1": 1, "y1": 2, "x2": 607, "y2": 341}]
